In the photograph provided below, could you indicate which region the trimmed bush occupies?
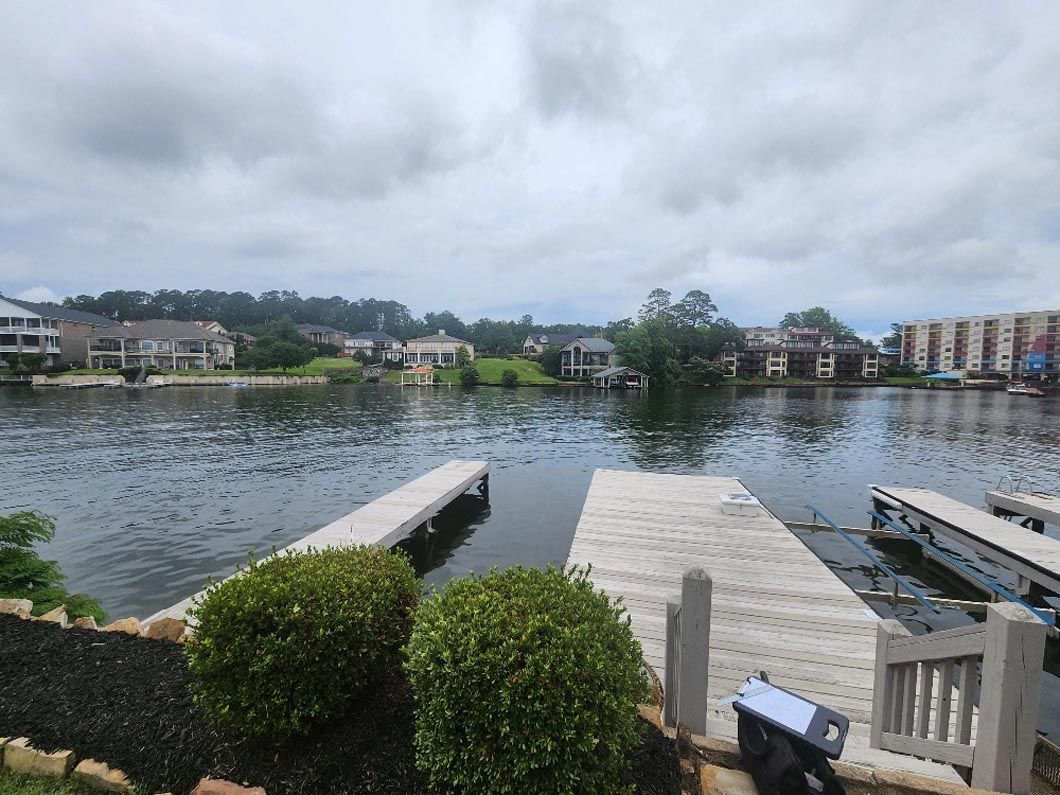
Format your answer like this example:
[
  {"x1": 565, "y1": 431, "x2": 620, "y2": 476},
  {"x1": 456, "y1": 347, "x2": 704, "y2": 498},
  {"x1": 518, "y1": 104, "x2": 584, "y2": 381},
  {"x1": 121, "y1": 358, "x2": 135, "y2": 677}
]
[
  {"x1": 186, "y1": 546, "x2": 420, "y2": 737},
  {"x1": 501, "y1": 368, "x2": 519, "y2": 387},
  {"x1": 459, "y1": 366, "x2": 480, "y2": 387},
  {"x1": 405, "y1": 565, "x2": 647, "y2": 794}
]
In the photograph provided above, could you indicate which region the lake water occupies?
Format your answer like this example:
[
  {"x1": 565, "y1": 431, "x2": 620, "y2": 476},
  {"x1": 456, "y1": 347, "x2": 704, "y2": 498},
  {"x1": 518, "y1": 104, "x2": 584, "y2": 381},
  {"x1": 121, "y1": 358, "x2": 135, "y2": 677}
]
[{"x1": 3, "y1": 384, "x2": 1059, "y2": 730}]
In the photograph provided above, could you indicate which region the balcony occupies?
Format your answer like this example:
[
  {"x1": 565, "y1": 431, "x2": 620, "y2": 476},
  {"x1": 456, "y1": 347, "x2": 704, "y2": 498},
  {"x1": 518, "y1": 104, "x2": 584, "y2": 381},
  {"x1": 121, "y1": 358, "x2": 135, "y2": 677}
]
[{"x1": 0, "y1": 344, "x2": 60, "y2": 354}]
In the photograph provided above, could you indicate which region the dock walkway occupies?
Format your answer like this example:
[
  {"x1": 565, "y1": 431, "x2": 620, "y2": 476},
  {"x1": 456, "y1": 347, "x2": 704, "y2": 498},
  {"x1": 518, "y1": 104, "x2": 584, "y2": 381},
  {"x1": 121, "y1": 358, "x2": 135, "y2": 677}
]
[
  {"x1": 984, "y1": 489, "x2": 1060, "y2": 531},
  {"x1": 566, "y1": 469, "x2": 966, "y2": 783},
  {"x1": 145, "y1": 460, "x2": 489, "y2": 624},
  {"x1": 873, "y1": 486, "x2": 1060, "y2": 596}
]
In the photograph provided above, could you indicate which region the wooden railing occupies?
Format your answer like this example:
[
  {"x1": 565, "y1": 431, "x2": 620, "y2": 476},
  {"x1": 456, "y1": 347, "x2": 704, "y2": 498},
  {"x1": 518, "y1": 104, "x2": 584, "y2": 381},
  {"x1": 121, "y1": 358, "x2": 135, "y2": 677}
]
[
  {"x1": 870, "y1": 602, "x2": 1047, "y2": 794},
  {"x1": 663, "y1": 567, "x2": 711, "y2": 735}
]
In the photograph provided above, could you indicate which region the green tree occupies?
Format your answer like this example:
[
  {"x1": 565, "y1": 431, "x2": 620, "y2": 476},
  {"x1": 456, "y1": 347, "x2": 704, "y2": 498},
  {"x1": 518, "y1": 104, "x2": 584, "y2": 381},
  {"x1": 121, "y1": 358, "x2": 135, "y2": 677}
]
[
  {"x1": 672, "y1": 289, "x2": 718, "y2": 328},
  {"x1": 699, "y1": 318, "x2": 744, "y2": 359},
  {"x1": 272, "y1": 341, "x2": 312, "y2": 373},
  {"x1": 638, "y1": 288, "x2": 673, "y2": 323},
  {"x1": 614, "y1": 321, "x2": 679, "y2": 385},
  {"x1": 603, "y1": 317, "x2": 634, "y2": 341},
  {"x1": 459, "y1": 366, "x2": 481, "y2": 387},
  {"x1": 539, "y1": 344, "x2": 562, "y2": 377},
  {"x1": 455, "y1": 344, "x2": 471, "y2": 368},
  {"x1": 501, "y1": 369, "x2": 519, "y2": 387},
  {"x1": 683, "y1": 357, "x2": 729, "y2": 386},
  {"x1": 881, "y1": 322, "x2": 904, "y2": 349},
  {"x1": 779, "y1": 307, "x2": 858, "y2": 339},
  {"x1": 0, "y1": 511, "x2": 105, "y2": 621}
]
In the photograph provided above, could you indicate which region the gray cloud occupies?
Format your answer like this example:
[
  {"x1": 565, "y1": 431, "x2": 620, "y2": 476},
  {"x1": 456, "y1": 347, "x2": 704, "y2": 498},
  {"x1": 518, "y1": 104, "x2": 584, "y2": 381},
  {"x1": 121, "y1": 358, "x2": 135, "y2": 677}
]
[{"x1": 0, "y1": 1, "x2": 1059, "y2": 327}]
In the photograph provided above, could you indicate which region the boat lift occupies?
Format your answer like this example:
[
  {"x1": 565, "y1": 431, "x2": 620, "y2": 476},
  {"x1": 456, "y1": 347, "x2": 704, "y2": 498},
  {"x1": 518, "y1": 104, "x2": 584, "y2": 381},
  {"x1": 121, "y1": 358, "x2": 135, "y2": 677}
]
[{"x1": 804, "y1": 504, "x2": 940, "y2": 613}]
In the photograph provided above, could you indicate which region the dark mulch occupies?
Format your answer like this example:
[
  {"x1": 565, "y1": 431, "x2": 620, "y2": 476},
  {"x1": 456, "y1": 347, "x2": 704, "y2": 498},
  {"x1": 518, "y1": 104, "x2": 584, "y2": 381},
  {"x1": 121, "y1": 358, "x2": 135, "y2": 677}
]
[{"x1": 0, "y1": 614, "x2": 679, "y2": 794}]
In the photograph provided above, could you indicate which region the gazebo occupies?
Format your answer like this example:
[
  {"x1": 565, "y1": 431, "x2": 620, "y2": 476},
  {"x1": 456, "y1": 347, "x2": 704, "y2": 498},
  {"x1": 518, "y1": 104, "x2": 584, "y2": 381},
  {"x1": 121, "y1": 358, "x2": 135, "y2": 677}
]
[{"x1": 400, "y1": 367, "x2": 436, "y2": 386}]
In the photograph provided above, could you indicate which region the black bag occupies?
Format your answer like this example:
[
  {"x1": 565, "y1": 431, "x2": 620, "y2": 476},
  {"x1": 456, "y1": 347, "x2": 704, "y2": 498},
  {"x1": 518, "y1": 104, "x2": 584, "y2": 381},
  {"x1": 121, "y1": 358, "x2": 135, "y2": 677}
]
[{"x1": 738, "y1": 711, "x2": 845, "y2": 795}]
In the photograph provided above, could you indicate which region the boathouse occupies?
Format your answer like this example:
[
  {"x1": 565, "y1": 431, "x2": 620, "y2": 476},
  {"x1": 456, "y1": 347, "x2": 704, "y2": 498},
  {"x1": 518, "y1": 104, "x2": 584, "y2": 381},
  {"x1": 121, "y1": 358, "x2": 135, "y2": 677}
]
[{"x1": 591, "y1": 365, "x2": 649, "y2": 389}]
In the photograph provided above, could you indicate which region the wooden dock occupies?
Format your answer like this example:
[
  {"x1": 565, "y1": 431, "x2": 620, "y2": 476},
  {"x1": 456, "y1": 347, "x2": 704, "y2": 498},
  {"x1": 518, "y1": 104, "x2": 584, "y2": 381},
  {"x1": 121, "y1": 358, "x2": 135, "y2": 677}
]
[
  {"x1": 872, "y1": 485, "x2": 1060, "y2": 596},
  {"x1": 566, "y1": 469, "x2": 966, "y2": 783},
  {"x1": 984, "y1": 489, "x2": 1060, "y2": 532},
  {"x1": 145, "y1": 460, "x2": 489, "y2": 625}
]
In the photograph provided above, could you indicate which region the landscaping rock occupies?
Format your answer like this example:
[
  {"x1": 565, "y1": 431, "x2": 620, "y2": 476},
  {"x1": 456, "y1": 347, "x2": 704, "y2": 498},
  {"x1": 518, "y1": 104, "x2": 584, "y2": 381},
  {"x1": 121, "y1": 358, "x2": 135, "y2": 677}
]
[
  {"x1": 143, "y1": 617, "x2": 186, "y2": 642},
  {"x1": 74, "y1": 616, "x2": 99, "y2": 630},
  {"x1": 699, "y1": 765, "x2": 757, "y2": 795},
  {"x1": 191, "y1": 778, "x2": 266, "y2": 794},
  {"x1": 637, "y1": 703, "x2": 663, "y2": 733},
  {"x1": 3, "y1": 736, "x2": 75, "y2": 777},
  {"x1": 73, "y1": 758, "x2": 134, "y2": 792},
  {"x1": 38, "y1": 605, "x2": 68, "y2": 627},
  {"x1": 103, "y1": 617, "x2": 141, "y2": 635},
  {"x1": 0, "y1": 598, "x2": 32, "y2": 616}
]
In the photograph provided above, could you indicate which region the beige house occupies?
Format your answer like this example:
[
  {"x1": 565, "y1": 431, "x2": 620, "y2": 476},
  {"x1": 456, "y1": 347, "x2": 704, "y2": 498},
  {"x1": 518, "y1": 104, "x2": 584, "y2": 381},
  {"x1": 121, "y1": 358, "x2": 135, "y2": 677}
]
[
  {"x1": 87, "y1": 320, "x2": 236, "y2": 370},
  {"x1": 404, "y1": 330, "x2": 474, "y2": 366}
]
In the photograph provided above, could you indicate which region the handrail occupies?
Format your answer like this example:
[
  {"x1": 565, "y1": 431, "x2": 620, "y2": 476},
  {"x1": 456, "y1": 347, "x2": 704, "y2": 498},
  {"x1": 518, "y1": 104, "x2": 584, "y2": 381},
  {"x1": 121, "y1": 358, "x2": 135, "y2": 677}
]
[
  {"x1": 997, "y1": 474, "x2": 1015, "y2": 494},
  {"x1": 869, "y1": 511, "x2": 1055, "y2": 626},
  {"x1": 804, "y1": 504, "x2": 940, "y2": 613},
  {"x1": 1014, "y1": 475, "x2": 1035, "y2": 495}
]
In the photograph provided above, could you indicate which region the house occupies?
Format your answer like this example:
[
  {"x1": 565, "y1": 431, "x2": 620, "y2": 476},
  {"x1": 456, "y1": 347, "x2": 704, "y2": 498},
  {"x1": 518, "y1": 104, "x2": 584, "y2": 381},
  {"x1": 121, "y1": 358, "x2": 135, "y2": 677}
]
[
  {"x1": 591, "y1": 366, "x2": 649, "y2": 389},
  {"x1": 194, "y1": 320, "x2": 228, "y2": 336},
  {"x1": 297, "y1": 323, "x2": 346, "y2": 347},
  {"x1": 559, "y1": 337, "x2": 615, "y2": 377},
  {"x1": 344, "y1": 331, "x2": 403, "y2": 362},
  {"x1": 86, "y1": 320, "x2": 236, "y2": 370},
  {"x1": 404, "y1": 330, "x2": 475, "y2": 366},
  {"x1": 228, "y1": 331, "x2": 257, "y2": 347},
  {"x1": 1, "y1": 295, "x2": 120, "y2": 366},
  {"x1": 522, "y1": 332, "x2": 583, "y2": 356},
  {"x1": 721, "y1": 326, "x2": 879, "y2": 379}
]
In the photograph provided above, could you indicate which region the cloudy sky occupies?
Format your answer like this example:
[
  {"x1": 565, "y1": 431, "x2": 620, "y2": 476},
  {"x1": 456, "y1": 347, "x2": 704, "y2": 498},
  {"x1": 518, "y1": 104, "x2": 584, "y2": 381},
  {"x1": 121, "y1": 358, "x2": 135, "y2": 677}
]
[{"x1": 2, "y1": 2, "x2": 1059, "y2": 336}]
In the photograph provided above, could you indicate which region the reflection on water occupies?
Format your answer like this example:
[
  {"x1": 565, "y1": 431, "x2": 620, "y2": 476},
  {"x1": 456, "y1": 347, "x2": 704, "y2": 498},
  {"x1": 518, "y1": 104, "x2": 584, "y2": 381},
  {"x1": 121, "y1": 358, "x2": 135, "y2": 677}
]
[{"x1": 2, "y1": 384, "x2": 1058, "y2": 731}]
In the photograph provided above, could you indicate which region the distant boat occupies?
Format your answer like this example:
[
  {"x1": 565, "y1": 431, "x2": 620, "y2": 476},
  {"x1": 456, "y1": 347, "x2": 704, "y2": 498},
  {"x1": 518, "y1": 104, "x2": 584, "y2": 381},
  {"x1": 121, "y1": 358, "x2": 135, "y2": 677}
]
[
  {"x1": 1007, "y1": 382, "x2": 1029, "y2": 395},
  {"x1": 1026, "y1": 387, "x2": 1046, "y2": 398},
  {"x1": 227, "y1": 381, "x2": 250, "y2": 388}
]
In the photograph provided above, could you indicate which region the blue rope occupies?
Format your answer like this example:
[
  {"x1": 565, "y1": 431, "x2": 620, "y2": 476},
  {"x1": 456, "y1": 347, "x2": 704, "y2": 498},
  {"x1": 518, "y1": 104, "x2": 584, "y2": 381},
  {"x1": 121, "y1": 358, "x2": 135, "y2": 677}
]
[
  {"x1": 868, "y1": 510, "x2": 1055, "y2": 627},
  {"x1": 804, "y1": 504, "x2": 941, "y2": 613}
]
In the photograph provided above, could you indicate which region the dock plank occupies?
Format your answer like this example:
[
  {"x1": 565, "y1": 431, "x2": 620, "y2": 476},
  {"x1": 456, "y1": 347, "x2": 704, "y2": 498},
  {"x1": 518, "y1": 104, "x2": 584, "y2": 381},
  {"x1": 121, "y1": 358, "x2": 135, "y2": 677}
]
[
  {"x1": 145, "y1": 460, "x2": 488, "y2": 624},
  {"x1": 566, "y1": 469, "x2": 966, "y2": 784}
]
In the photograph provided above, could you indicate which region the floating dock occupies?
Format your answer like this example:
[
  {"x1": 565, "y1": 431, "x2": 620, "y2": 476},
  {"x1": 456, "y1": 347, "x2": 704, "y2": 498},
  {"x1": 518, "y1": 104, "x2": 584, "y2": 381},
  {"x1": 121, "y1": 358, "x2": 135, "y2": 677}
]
[
  {"x1": 984, "y1": 489, "x2": 1060, "y2": 532},
  {"x1": 145, "y1": 460, "x2": 489, "y2": 625},
  {"x1": 566, "y1": 469, "x2": 966, "y2": 782},
  {"x1": 872, "y1": 486, "x2": 1060, "y2": 596}
]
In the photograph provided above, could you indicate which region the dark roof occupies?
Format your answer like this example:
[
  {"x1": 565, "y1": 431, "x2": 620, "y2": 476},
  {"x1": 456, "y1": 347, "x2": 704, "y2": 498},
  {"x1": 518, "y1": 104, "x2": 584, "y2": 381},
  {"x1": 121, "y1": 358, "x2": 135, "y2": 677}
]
[
  {"x1": 561, "y1": 337, "x2": 615, "y2": 353},
  {"x1": 593, "y1": 366, "x2": 647, "y2": 379},
  {"x1": 297, "y1": 323, "x2": 340, "y2": 334},
  {"x1": 348, "y1": 331, "x2": 398, "y2": 341},
  {"x1": 87, "y1": 319, "x2": 232, "y2": 343},
  {"x1": 407, "y1": 332, "x2": 472, "y2": 344},
  {"x1": 526, "y1": 332, "x2": 583, "y2": 346},
  {"x1": 1, "y1": 296, "x2": 120, "y2": 326}
]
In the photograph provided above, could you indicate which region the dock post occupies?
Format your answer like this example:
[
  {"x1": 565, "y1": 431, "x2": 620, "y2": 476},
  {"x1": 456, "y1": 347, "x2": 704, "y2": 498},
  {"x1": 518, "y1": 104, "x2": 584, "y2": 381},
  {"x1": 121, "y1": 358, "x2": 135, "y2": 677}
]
[
  {"x1": 478, "y1": 473, "x2": 490, "y2": 502},
  {"x1": 869, "y1": 619, "x2": 911, "y2": 748},
  {"x1": 970, "y1": 603, "x2": 1047, "y2": 794},
  {"x1": 664, "y1": 597, "x2": 680, "y2": 729},
  {"x1": 676, "y1": 567, "x2": 711, "y2": 736}
]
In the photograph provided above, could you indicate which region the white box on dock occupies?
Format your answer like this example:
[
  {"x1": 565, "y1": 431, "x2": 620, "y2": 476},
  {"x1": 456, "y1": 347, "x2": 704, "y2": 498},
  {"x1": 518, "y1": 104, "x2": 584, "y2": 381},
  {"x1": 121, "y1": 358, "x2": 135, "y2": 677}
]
[{"x1": 720, "y1": 492, "x2": 761, "y2": 516}]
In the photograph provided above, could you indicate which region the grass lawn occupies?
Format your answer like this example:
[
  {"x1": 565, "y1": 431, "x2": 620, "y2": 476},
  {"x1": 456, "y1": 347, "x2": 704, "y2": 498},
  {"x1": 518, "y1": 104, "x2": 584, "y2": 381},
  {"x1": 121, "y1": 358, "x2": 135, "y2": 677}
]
[
  {"x1": 383, "y1": 357, "x2": 557, "y2": 385},
  {"x1": 881, "y1": 375, "x2": 925, "y2": 385},
  {"x1": 0, "y1": 767, "x2": 94, "y2": 795}
]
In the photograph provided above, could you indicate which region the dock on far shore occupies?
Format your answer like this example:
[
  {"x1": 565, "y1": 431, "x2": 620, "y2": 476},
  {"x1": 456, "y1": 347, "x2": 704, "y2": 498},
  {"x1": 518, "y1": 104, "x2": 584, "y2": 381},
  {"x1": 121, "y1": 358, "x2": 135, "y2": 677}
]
[{"x1": 144, "y1": 459, "x2": 489, "y2": 626}]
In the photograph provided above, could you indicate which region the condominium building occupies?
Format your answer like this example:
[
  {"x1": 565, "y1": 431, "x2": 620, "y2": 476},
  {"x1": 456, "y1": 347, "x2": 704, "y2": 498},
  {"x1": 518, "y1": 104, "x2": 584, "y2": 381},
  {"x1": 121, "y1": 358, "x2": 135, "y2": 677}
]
[
  {"x1": 0, "y1": 295, "x2": 120, "y2": 366},
  {"x1": 87, "y1": 320, "x2": 236, "y2": 370},
  {"x1": 722, "y1": 327, "x2": 879, "y2": 379},
  {"x1": 900, "y1": 310, "x2": 1060, "y2": 378},
  {"x1": 404, "y1": 330, "x2": 475, "y2": 366}
]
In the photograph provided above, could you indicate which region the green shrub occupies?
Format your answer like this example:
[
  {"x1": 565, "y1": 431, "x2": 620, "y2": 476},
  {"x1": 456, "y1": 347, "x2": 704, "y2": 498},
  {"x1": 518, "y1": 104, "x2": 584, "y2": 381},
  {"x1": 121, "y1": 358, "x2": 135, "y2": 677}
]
[
  {"x1": 501, "y1": 368, "x2": 519, "y2": 387},
  {"x1": 459, "y1": 366, "x2": 480, "y2": 387},
  {"x1": 186, "y1": 546, "x2": 420, "y2": 737},
  {"x1": 405, "y1": 565, "x2": 647, "y2": 794},
  {"x1": 0, "y1": 511, "x2": 105, "y2": 622}
]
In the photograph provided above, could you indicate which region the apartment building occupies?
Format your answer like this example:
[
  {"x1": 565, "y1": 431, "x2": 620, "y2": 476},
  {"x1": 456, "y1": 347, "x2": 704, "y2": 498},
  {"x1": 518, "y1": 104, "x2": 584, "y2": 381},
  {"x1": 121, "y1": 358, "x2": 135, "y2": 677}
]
[
  {"x1": 722, "y1": 327, "x2": 879, "y2": 379},
  {"x1": 900, "y1": 310, "x2": 1060, "y2": 378},
  {"x1": 0, "y1": 295, "x2": 119, "y2": 366},
  {"x1": 404, "y1": 330, "x2": 474, "y2": 366},
  {"x1": 87, "y1": 320, "x2": 236, "y2": 370}
]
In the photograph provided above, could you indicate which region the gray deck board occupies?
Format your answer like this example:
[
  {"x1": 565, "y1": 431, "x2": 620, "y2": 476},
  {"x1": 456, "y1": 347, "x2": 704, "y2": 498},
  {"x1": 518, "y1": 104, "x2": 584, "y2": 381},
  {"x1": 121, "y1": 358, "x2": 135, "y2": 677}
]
[
  {"x1": 984, "y1": 490, "x2": 1060, "y2": 528},
  {"x1": 566, "y1": 469, "x2": 967, "y2": 784}
]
